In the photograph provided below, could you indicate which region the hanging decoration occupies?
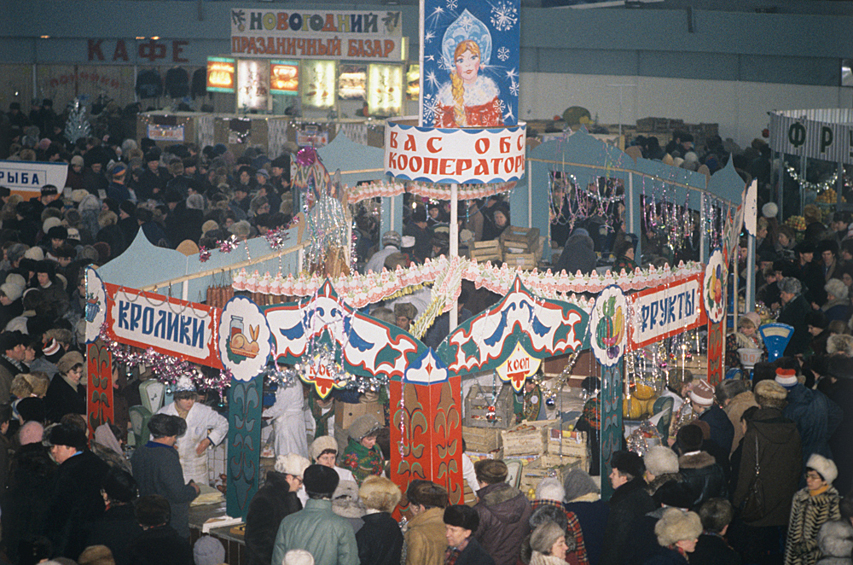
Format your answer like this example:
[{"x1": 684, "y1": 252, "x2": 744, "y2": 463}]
[
  {"x1": 345, "y1": 179, "x2": 516, "y2": 204},
  {"x1": 548, "y1": 172, "x2": 624, "y2": 234},
  {"x1": 785, "y1": 164, "x2": 842, "y2": 193}
]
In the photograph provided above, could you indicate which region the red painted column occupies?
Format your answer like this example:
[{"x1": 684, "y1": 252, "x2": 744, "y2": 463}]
[{"x1": 86, "y1": 342, "x2": 114, "y2": 436}]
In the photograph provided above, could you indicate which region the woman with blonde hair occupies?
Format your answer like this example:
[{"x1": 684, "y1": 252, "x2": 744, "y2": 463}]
[
  {"x1": 434, "y1": 39, "x2": 503, "y2": 128},
  {"x1": 356, "y1": 476, "x2": 403, "y2": 565}
]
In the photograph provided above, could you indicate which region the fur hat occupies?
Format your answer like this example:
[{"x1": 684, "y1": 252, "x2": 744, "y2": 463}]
[
  {"x1": 401, "y1": 235, "x2": 416, "y2": 249},
  {"x1": 384, "y1": 252, "x2": 412, "y2": 271},
  {"x1": 275, "y1": 453, "x2": 310, "y2": 478},
  {"x1": 229, "y1": 220, "x2": 251, "y2": 238},
  {"x1": 406, "y1": 480, "x2": 448, "y2": 509},
  {"x1": 562, "y1": 469, "x2": 599, "y2": 502},
  {"x1": 70, "y1": 155, "x2": 85, "y2": 167},
  {"x1": 529, "y1": 521, "x2": 566, "y2": 554},
  {"x1": 56, "y1": 351, "x2": 84, "y2": 375},
  {"x1": 807, "y1": 453, "x2": 838, "y2": 485},
  {"x1": 332, "y1": 479, "x2": 365, "y2": 519},
  {"x1": 644, "y1": 446, "x2": 680, "y2": 476},
  {"x1": 611, "y1": 450, "x2": 645, "y2": 479},
  {"x1": 45, "y1": 422, "x2": 88, "y2": 450},
  {"x1": 284, "y1": 550, "x2": 315, "y2": 565},
  {"x1": 775, "y1": 368, "x2": 799, "y2": 389},
  {"x1": 826, "y1": 278, "x2": 848, "y2": 300},
  {"x1": 359, "y1": 476, "x2": 402, "y2": 513},
  {"x1": 348, "y1": 414, "x2": 382, "y2": 442},
  {"x1": 393, "y1": 302, "x2": 417, "y2": 321},
  {"x1": 444, "y1": 504, "x2": 479, "y2": 532},
  {"x1": 0, "y1": 276, "x2": 25, "y2": 301},
  {"x1": 754, "y1": 379, "x2": 788, "y2": 406},
  {"x1": 655, "y1": 508, "x2": 702, "y2": 547},
  {"x1": 475, "y1": 459, "x2": 508, "y2": 484},
  {"x1": 826, "y1": 355, "x2": 853, "y2": 380},
  {"x1": 817, "y1": 521, "x2": 853, "y2": 558},
  {"x1": 381, "y1": 230, "x2": 402, "y2": 248},
  {"x1": 688, "y1": 379, "x2": 714, "y2": 407},
  {"x1": 193, "y1": 536, "x2": 225, "y2": 565},
  {"x1": 77, "y1": 544, "x2": 114, "y2": 565},
  {"x1": 303, "y1": 464, "x2": 339, "y2": 497},
  {"x1": 147, "y1": 414, "x2": 187, "y2": 438},
  {"x1": 16, "y1": 397, "x2": 45, "y2": 423},
  {"x1": 310, "y1": 435, "x2": 339, "y2": 461},
  {"x1": 135, "y1": 494, "x2": 171, "y2": 527},
  {"x1": 676, "y1": 424, "x2": 704, "y2": 453},
  {"x1": 24, "y1": 246, "x2": 44, "y2": 261},
  {"x1": 174, "y1": 375, "x2": 196, "y2": 393},
  {"x1": 762, "y1": 202, "x2": 778, "y2": 218},
  {"x1": 534, "y1": 477, "x2": 565, "y2": 502}
]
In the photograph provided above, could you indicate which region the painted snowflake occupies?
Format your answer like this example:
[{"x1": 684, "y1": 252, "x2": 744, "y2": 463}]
[
  {"x1": 490, "y1": 1, "x2": 518, "y2": 32},
  {"x1": 447, "y1": 0, "x2": 458, "y2": 9},
  {"x1": 497, "y1": 46, "x2": 510, "y2": 62},
  {"x1": 422, "y1": 94, "x2": 440, "y2": 123},
  {"x1": 509, "y1": 80, "x2": 519, "y2": 96}
]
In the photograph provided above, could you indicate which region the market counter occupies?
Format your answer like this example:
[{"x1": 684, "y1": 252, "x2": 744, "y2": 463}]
[{"x1": 189, "y1": 501, "x2": 247, "y2": 565}]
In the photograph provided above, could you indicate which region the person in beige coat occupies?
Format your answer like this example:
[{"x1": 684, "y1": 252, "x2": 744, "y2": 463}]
[
  {"x1": 717, "y1": 379, "x2": 759, "y2": 454},
  {"x1": 405, "y1": 480, "x2": 449, "y2": 565}
]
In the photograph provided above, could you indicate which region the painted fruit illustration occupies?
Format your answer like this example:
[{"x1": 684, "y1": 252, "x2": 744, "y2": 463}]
[{"x1": 596, "y1": 296, "x2": 625, "y2": 359}]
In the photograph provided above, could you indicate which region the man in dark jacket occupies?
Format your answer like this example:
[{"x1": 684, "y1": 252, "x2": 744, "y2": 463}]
[
  {"x1": 691, "y1": 379, "x2": 734, "y2": 455},
  {"x1": 777, "y1": 277, "x2": 813, "y2": 355},
  {"x1": 826, "y1": 355, "x2": 853, "y2": 497},
  {"x1": 690, "y1": 498, "x2": 740, "y2": 565},
  {"x1": 444, "y1": 505, "x2": 495, "y2": 565},
  {"x1": 127, "y1": 494, "x2": 193, "y2": 565},
  {"x1": 244, "y1": 453, "x2": 309, "y2": 565},
  {"x1": 731, "y1": 380, "x2": 801, "y2": 565},
  {"x1": 599, "y1": 450, "x2": 657, "y2": 565},
  {"x1": 675, "y1": 424, "x2": 728, "y2": 509},
  {"x1": 472, "y1": 459, "x2": 532, "y2": 565},
  {"x1": 43, "y1": 423, "x2": 110, "y2": 559},
  {"x1": 131, "y1": 414, "x2": 199, "y2": 539},
  {"x1": 83, "y1": 466, "x2": 144, "y2": 565}
]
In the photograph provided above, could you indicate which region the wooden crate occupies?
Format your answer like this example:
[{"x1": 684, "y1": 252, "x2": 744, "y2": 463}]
[
  {"x1": 540, "y1": 453, "x2": 588, "y2": 470},
  {"x1": 500, "y1": 226, "x2": 540, "y2": 254},
  {"x1": 471, "y1": 240, "x2": 502, "y2": 264},
  {"x1": 463, "y1": 425, "x2": 503, "y2": 453},
  {"x1": 464, "y1": 383, "x2": 514, "y2": 429},
  {"x1": 501, "y1": 419, "x2": 559, "y2": 456},
  {"x1": 502, "y1": 252, "x2": 537, "y2": 270},
  {"x1": 546, "y1": 426, "x2": 588, "y2": 458}
]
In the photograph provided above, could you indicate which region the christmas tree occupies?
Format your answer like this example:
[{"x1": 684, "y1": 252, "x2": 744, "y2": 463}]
[{"x1": 65, "y1": 98, "x2": 91, "y2": 144}]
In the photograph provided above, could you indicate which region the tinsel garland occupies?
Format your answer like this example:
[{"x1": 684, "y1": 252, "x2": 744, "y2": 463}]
[
  {"x1": 409, "y1": 255, "x2": 465, "y2": 339},
  {"x1": 345, "y1": 180, "x2": 515, "y2": 204},
  {"x1": 785, "y1": 164, "x2": 841, "y2": 193}
]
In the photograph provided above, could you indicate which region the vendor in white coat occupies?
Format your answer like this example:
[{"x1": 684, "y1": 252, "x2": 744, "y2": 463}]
[
  {"x1": 157, "y1": 375, "x2": 229, "y2": 485},
  {"x1": 263, "y1": 377, "x2": 309, "y2": 460}
]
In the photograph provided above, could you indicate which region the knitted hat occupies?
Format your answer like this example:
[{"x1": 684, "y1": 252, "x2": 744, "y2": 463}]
[
  {"x1": 348, "y1": 414, "x2": 382, "y2": 441},
  {"x1": 382, "y1": 230, "x2": 402, "y2": 248},
  {"x1": 274, "y1": 453, "x2": 311, "y2": 478},
  {"x1": 444, "y1": 504, "x2": 479, "y2": 532},
  {"x1": 534, "y1": 477, "x2": 565, "y2": 502},
  {"x1": 529, "y1": 521, "x2": 566, "y2": 554},
  {"x1": 42, "y1": 338, "x2": 63, "y2": 363},
  {"x1": 688, "y1": 379, "x2": 714, "y2": 407},
  {"x1": 474, "y1": 459, "x2": 508, "y2": 484},
  {"x1": 655, "y1": 508, "x2": 702, "y2": 547},
  {"x1": 284, "y1": 550, "x2": 314, "y2": 565},
  {"x1": 56, "y1": 351, "x2": 84, "y2": 375},
  {"x1": 807, "y1": 453, "x2": 838, "y2": 485},
  {"x1": 755, "y1": 379, "x2": 788, "y2": 402},
  {"x1": 310, "y1": 435, "x2": 339, "y2": 461},
  {"x1": 303, "y1": 464, "x2": 339, "y2": 497},
  {"x1": 644, "y1": 445, "x2": 680, "y2": 476},
  {"x1": 775, "y1": 368, "x2": 799, "y2": 389},
  {"x1": 193, "y1": 536, "x2": 225, "y2": 565},
  {"x1": 610, "y1": 450, "x2": 644, "y2": 478},
  {"x1": 562, "y1": 469, "x2": 599, "y2": 502},
  {"x1": 18, "y1": 421, "x2": 44, "y2": 445}
]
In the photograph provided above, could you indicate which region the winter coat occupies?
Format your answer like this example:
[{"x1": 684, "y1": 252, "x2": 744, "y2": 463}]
[
  {"x1": 828, "y1": 377, "x2": 853, "y2": 497},
  {"x1": 623, "y1": 507, "x2": 669, "y2": 565},
  {"x1": 641, "y1": 546, "x2": 690, "y2": 565},
  {"x1": 473, "y1": 482, "x2": 533, "y2": 565},
  {"x1": 342, "y1": 437, "x2": 383, "y2": 485},
  {"x1": 405, "y1": 506, "x2": 447, "y2": 565},
  {"x1": 244, "y1": 471, "x2": 302, "y2": 565},
  {"x1": 555, "y1": 233, "x2": 597, "y2": 276},
  {"x1": 529, "y1": 552, "x2": 569, "y2": 565},
  {"x1": 816, "y1": 520, "x2": 853, "y2": 565},
  {"x1": 127, "y1": 524, "x2": 193, "y2": 565},
  {"x1": 83, "y1": 503, "x2": 144, "y2": 565},
  {"x1": 44, "y1": 374, "x2": 86, "y2": 423},
  {"x1": 785, "y1": 486, "x2": 841, "y2": 565},
  {"x1": 778, "y1": 294, "x2": 812, "y2": 355},
  {"x1": 44, "y1": 450, "x2": 109, "y2": 559},
  {"x1": 698, "y1": 404, "x2": 735, "y2": 454},
  {"x1": 724, "y1": 391, "x2": 759, "y2": 454},
  {"x1": 564, "y1": 498, "x2": 609, "y2": 565},
  {"x1": 270, "y1": 498, "x2": 360, "y2": 565},
  {"x1": 783, "y1": 384, "x2": 844, "y2": 467},
  {"x1": 678, "y1": 451, "x2": 728, "y2": 509},
  {"x1": 356, "y1": 511, "x2": 403, "y2": 565},
  {"x1": 157, "y1": 400, "x2": 228, "y2": 484},
  {"x1": 733, "y1": 407, "x2": 802, "y2": 527},
  {"x1": 264, "y1": 383, "x2": 309, "y2": 459},
  {"x1": 690, "y1": 532, "x2": 741, "y2": 565},
  {"x1": 1, "y1": 443, "x2": 56, "y2": 564},
  {"x1": 131, "y1": 441, "x2": 199, "y2": 539},
  {"x1": 454, "y1": 537, "x2": 497, "y2": 565},
  {"x1": 599, "y1": 477, "x2": 657, "y2": 565}
]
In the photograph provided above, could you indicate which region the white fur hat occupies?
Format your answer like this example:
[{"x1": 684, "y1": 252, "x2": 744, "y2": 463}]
[
  {"x1": 283, "y1": 549, "x2": 314, "y2": 565},
  {"x1": 654, "y1": 508, "x2": 702, "y2": 547},
  {"x1": 807, "y1": 453, "x2": 838, "y2": 485},
  {"x1": 275, "y1": 453, "x2": 311, "y2": 478},
  {"x1": 817, "y1": 521, "x2": 853, "y2": 558},
  {"x1": 535, "y1": 477, "x2": 565, "y2": 502},
  {"x1": 644, "y1": 446, "x2": 680, "y2": 477},
  {"x1": 310, "y1": 435, "x2": 339, "y2": 462}
]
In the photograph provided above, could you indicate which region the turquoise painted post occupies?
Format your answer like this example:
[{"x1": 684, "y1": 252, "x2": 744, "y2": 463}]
[
  {"x1": 600, "y1": 360, "x2": 623, "y2": 501},
  {"x1": 226, "y1": 375, "x2": 263, "y2": 519}
]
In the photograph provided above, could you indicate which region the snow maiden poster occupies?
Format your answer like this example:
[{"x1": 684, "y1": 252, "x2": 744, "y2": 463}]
[{"x1": 420, "y1": 0, "x2": 520, "y2": 129}]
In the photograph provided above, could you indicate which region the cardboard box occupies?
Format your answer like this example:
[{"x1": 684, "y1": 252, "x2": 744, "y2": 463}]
[{"x1": 336, "y1": 400, "x2": 384, "y2": 432}]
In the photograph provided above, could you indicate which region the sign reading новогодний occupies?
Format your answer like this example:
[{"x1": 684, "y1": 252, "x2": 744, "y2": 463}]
[{"x1": 385, "y1": 119, "x2": 526, "y2": 184}]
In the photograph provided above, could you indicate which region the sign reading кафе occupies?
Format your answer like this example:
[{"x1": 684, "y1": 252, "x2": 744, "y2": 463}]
[{"x1": 230, "y1": 9, "x2": 406, "y2": 62}]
